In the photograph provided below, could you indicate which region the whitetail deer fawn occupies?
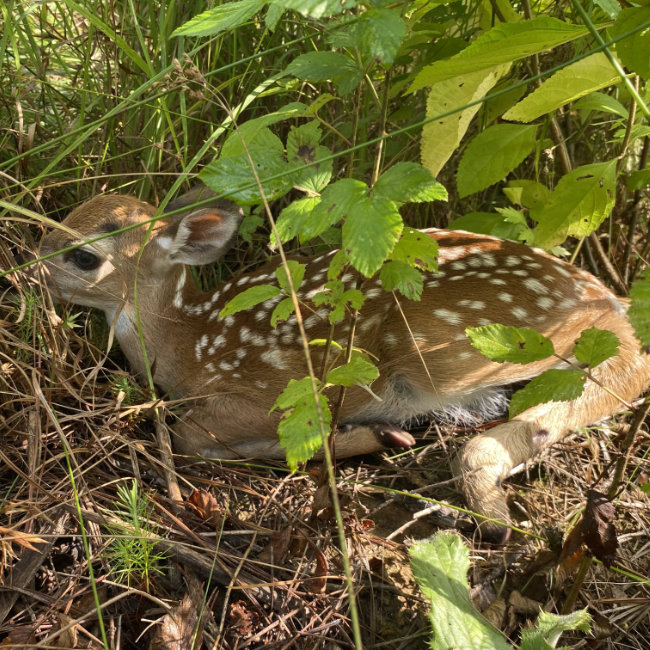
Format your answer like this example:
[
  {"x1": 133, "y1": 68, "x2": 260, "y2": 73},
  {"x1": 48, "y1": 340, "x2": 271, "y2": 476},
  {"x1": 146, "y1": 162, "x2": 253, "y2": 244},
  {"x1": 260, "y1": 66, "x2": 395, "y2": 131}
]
[{"x1": 39, "y1": 192, "x2": 650, "y2": 542}]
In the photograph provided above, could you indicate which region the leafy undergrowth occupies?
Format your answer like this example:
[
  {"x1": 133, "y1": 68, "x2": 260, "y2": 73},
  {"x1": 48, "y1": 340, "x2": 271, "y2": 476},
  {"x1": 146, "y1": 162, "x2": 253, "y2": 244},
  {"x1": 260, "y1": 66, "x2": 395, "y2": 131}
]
[{"x1": 1, "y1": 244, "x2": 649, "y2": 648}]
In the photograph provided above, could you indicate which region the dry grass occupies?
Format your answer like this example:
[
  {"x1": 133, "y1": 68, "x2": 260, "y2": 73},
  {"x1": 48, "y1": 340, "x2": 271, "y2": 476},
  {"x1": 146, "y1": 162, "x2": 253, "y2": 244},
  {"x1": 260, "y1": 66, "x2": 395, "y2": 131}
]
[{"x1": 1, "y1": 217, "x2": 649, "y2": 649}]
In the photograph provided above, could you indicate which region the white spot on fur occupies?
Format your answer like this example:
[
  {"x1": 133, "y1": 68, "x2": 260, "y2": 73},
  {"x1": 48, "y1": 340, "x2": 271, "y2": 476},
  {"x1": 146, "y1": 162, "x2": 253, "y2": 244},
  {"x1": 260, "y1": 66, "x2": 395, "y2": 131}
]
[
  {"x1": 511, "y1": 306, "x2": 528, "y2": 319},
  {"x1": 523, "y1": 278, "x2": 549, "y2": 294},
  {"x1": 498, "y1": 292, "x2": 513, "y2": 303},
  {"x1": 172, "y1": 268, "x2": 187, "y2": 309},
  {"x1": 236, "y1": 276, "x2": 251, "y2": 286},
  {"x1": 261, "y1": 349, "x2": 288, "y2": 369},
  {"x1": 450, "y1": 261, "x2": 467, "y2": 271},
  {"x1": 436, "y1": 308, "x2": 462, "y2": 325},
  {"x1": 489, "y1": 278, "x2": 507, "y2": 285},
  {"x1": 365, "y1": 287, "x2": 383, "y2": 299},
  {"x1": 195, "y1": 334, "x2": 209, "y2": 361},
  {"x1": 236, "y1": 348, "x2": 247, "y2": 359},
  {"x1": 505, "y1": 256, "x2": 521, "y2": 267},
  {"x1": 512, "y1": 269, "x2": 529, "y2": 277},
  {"x1": 208, "y1": 334, "x2": 227, "y2": 354},
  {"x1": 537, "y1": 296, "x2": 555, "y2": 310},
  {"x1": 219, "y1": 360, "x2": 233, "y2": 371}
]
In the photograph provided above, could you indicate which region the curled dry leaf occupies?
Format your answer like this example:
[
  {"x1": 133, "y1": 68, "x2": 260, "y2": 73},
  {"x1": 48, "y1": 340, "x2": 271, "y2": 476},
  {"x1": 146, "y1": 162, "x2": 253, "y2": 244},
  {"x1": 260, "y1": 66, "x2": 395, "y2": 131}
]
[
  {"x1": 559, "y1": 489, "x2": 619, "y2": 570},
  {"x1": 228, "y1": 600, "x2": 260, "y2": 638},
  {"x1": 187, "y1": 489, "x2": 224, "y2": 527}
]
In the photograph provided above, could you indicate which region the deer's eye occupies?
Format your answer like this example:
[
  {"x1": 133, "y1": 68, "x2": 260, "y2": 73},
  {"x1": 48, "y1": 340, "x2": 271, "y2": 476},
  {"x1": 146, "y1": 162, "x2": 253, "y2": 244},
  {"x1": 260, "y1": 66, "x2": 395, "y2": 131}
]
[{"x1": 69, "y1": 249, "x2": 100, "y2": 270}]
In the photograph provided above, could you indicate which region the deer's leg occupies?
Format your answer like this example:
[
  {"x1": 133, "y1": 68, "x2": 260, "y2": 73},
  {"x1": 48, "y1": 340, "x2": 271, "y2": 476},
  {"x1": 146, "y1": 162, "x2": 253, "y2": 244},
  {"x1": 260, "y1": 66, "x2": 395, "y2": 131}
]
[{"x1": 453, "y1": 331, "x2": 650, "y2": 543}]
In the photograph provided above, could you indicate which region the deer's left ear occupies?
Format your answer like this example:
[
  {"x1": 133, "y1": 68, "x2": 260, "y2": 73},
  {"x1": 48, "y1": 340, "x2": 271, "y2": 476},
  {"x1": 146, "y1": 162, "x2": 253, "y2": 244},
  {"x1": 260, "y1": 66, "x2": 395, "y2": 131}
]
[{"x1": 168, "y1": 205, "x2": 242, "y2": 266}]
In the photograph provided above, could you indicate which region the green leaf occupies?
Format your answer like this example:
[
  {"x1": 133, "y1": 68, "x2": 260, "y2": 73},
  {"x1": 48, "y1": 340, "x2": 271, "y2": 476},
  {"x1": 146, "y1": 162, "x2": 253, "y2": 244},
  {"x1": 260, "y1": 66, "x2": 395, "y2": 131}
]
[
  {"x1": 610, "y1": 7, "x2": 650, "y2": 78},
  {"x1": 380, "y1": 261, "x2": 424, "y2": 300},
  {"x1": 410, "y1": 533, "x2": 511, "y2": 650},
  {"x1": 391, "y1": 228, "x2": 439, "y2": 271},
  {"x1": 532, "y1": 160, "x2": 617, "y2": 249},
  {"x1": 411, "y1": 17, "x2": 589, "y2": 89},
  {"x1": 221, "y1": 125, "x2": 284, "y2": 158},
  {"x1": 504, "y1": 180, "x2": 552, "y2": 211},
  {"x1": 271, "y1": 0, "x2": 356, "y2": 19},
  {"x1": 466, "y1": 324, "x2": 555, "y2": 363},
  {"x1": 272, "y1": 377, "x2": 319, "y2": 410},
  {"x1": 238, "y1": 214, "x2": 264, "y2": 244},
  {"x1": 356, "y1": 8, "x2": 406, "y2": 65},
  {"x1": 200, "y1": 149, "x2": 292, "y2": 206},
  {"x1": 626, "y1": 169, "x2": 650, "y2": 192},
  {"x1": 629, "y1": 274, "x2": 650, "y2": 347},
  {"x1": 520, "y1": 609, "x2": 591, "y2": 649},
  {"x1": 573, "y1": 328, "x2": 620, "y2": 368},
  {"x1": 457, "y1": 124, "x2": 538, "y2": 197},
  {"x1": 573, "y1": 91, "x2": 629, "y2": 118},
  {"x1": 313, "y1": 280, "x2": 365, "y2": 323},
  {"x1": 274, "y1": 197, "x2": 322, "y2": 244},
  {"x1": 172, "y1": 0, "x2": 265, "y2": 36},
  {"x1": 275, "y1": 260, "x2": 306, "y2": 293},
  {"x1": 285, "y1": 51, "x2": 363, "y2": 95},
  {"x1": 286, "y1": 121, "x2": 332, "y2": 193},
  {"x1": 303, "y1": 179, "x2": 368, "y2": 241},
  {"x1": 448, "y1": 211, "x2": 533, "y2": 241},
  {"x1": 326, "y1": 354, "x2": 379, "y2": 387},
  {"x1": 421, "y1": 65, "x2": 510, "y2": 177},
  {"x1": 510, "y1": 369, "x2": 586, "y2": 418},
  {"x1": 270, "y1": 297, "x2": 296, "y2": 328},
  {"x1": 594, "y1": 0, "x2": 620, "y2": 19},
  {"x1": 219, "y1": 285, "x2": 282, "y2": 318},
  {"x1": 327, "y1": 249, "x2": 350, "y2": 281},
  {"x1": 503, "y1": 53, "x2": 619, "y2": 123},
  {"x1": 342, "y1": 196, "x2": 403, "y2": 277},
  {"x1": 374, "y1": 163, "x2": 447, "y2": 204}
]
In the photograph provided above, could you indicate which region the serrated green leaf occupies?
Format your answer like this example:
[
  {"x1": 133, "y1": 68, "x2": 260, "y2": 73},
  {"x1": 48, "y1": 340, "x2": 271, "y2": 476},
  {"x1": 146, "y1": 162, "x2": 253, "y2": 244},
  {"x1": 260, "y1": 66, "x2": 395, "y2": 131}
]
[
  {"x1": 275, "y1": 260, "x2": 306, "y2": 293},
  {"x1": 421, "y1": 64, "x2": 510, "y2": 177},
  {"x1": 221, "y1": 125, "x2": 284, "y2": 158},
  {"x1": 356, "y1": 8, "x2": 406, "y2": 64},
  {"x1": 520, "y1": 608, "x2": 591, "y2": 649},
  {"x1": 342, "y1": 196, "x2": 403, "y2": 277},
  {"x1": 610, "y1": 7, "x2": 650, "y2": 78},
  {"x1": 410, "y1": 533, "x2": 511, "y2": 650},
  {"x1": 573, "y1": 328, "x2": 620, "y2": 368},
  {"x1": 173, "y1": 0, "x2": 265, "y2": 36},
  {"x1": 457, "y1": 124, "x2": 538, "y2": 197},
  {"x1": 532, "y1": 160, "x2": 617, "y2": 249},
  {"x1": 270, "y1": 297, "x2": 295, "y2": 328},
  {"x1": 219, "y1": 285, "x2": 282, "y2": 318},
  {"x1": 629, "y1": 274, "x2": 650, "y2": 347},
  {"x1": 573, "y1": 91, "x2": 628, "y2": 118},
  {"x1": 274, "y1": 197, "x2": 322, "y2": 244},
  {"x1": 503, "y1": 53, "x2": 619, "y2": 123},
  {"x1": 391, "y1": 228, "x2": 439, "y2": 271},
  {"x1": 466, "y1": 324, "x2": 555, "y2": 363},
  {"x1": 200, "y1": 149, "x2": 293, "y2": 206},
  {"x1": 326, "y1": 354, "x2": 379, "y2": 387},
  {"x1": 411, "y1": 17, "x2": 588, "y2": 89},
  {"x1": 374, "y1": 163, "x2": 447, "y2": 204},
  {"x1": 271, "y1": 0, "x2": 356, "y2": 19},
  {"x1": 272, "y1": 377, "x2": 319, "y2": 411},
  {"x1": 380, "y1": 261, "x2": 424, "y2": 300},
  {"x1": 285, "y1": 51, "x2": 363, "y2": 95},
  {"x1": 286, "y1": 122, "x2": 332, "y2": 193},
  {"x1": 327, "y1": 249, "x2": 349, "y2": 281},
  {"x1": 510, "y1": 369, "x2": 586, "y2": 418}
]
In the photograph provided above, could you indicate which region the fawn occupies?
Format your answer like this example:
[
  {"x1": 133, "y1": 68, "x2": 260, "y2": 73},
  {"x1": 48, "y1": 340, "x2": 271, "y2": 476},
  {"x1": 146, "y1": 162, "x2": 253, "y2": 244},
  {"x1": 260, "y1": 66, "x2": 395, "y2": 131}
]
[{"x1": 39, "y1": 191, "x2": 650, "y2": 542}]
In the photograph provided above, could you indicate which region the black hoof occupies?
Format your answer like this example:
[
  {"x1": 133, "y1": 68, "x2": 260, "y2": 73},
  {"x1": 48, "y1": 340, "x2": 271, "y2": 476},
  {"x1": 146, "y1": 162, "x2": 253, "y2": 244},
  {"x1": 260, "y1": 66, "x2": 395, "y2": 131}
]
[{"x1": 476, "y1": 520, "x2": 512, "y2": 546}]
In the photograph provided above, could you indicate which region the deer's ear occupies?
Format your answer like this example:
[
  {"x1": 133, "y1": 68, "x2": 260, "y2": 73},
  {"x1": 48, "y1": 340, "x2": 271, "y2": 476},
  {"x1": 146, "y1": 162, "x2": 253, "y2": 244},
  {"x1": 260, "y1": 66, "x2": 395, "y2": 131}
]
[{"x1": 168, "y1": 206, "x2": 241, "y2": 266}]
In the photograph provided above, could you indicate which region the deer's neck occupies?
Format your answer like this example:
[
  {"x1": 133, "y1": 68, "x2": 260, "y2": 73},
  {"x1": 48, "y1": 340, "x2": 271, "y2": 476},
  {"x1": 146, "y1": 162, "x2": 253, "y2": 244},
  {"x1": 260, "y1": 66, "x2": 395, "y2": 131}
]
[{"x1": 106, "y1": 266, "x2": 208, "y2": 395}]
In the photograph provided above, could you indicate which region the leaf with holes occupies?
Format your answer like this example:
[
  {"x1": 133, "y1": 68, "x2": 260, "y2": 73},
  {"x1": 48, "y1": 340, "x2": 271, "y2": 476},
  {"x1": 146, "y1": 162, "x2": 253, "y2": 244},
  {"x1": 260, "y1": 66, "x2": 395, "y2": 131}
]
[
  {"x1": 286, "y1": 121, "x2": 332, "y2": 193},
  {"x1": 410, "y1": 533, "x2": 512, "y2": 650},
  {"x1": 411, "y1": 17, "x2": 588, "y2": 88},
  {"x1": 374, "y1": 163, "x2": 447, "y2": 204},
  {"x1": 503, "y1": 53, "x2": 619, "y2": 123},
  {"x1": 172, "y1": 0, "x2": 265, "y2": 36},
  {"x1": 278, "y1": 392, "x2": 331, "y2": 470},
  {"x1": 457, "y1": 124, "x2": 538, "y2": 197},
  {"x1": 219, "y1": 285, "x2": 281, "y2": 318},
  {"x1": 342, "y1": 196, "x2": 403, "y2": 277},
  {"x1": 573, "y1": 328, "x2": 620, "y2": 368},
  {"x1": 391, "y1": 228, "x2": 439, "y2": 272},
  {"x1": 270, "y1": 297, "x2": 295, "y2": 328},
  {"x1": 326, "y1": 354, "x2": 378, "y2": 387},
  {"x1": 275, "y1": 260, "x2": 306, "y2": 294},
  {"x1": 532, "y1": 160, "x2": 617, "y2": 249},
  {"x1": 629, "y1": 273, "x2": 650, "y2": 347},
  {"x1": 466, "y1": 324, "x2": 555, "y2": 364},
  {"x1": 509, "y1": 369, "x2": 586, "y2": 418},
  {"x1": 380, "y1": 261, "x2": 424, "y2": 301}
]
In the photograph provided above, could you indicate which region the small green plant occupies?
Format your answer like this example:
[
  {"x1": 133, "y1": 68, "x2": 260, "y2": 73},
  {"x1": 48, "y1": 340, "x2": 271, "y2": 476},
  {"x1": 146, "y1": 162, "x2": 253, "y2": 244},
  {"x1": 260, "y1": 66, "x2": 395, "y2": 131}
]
[
  {"x1": 103, "y1": 480, "x2": 168, "y2": 589},
  {"x1": 410, "y1": 532, "x2": 591, "y2": 649},
  {"x1": 111, "y1": 375, "x2": 145, "y2": 407}
]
